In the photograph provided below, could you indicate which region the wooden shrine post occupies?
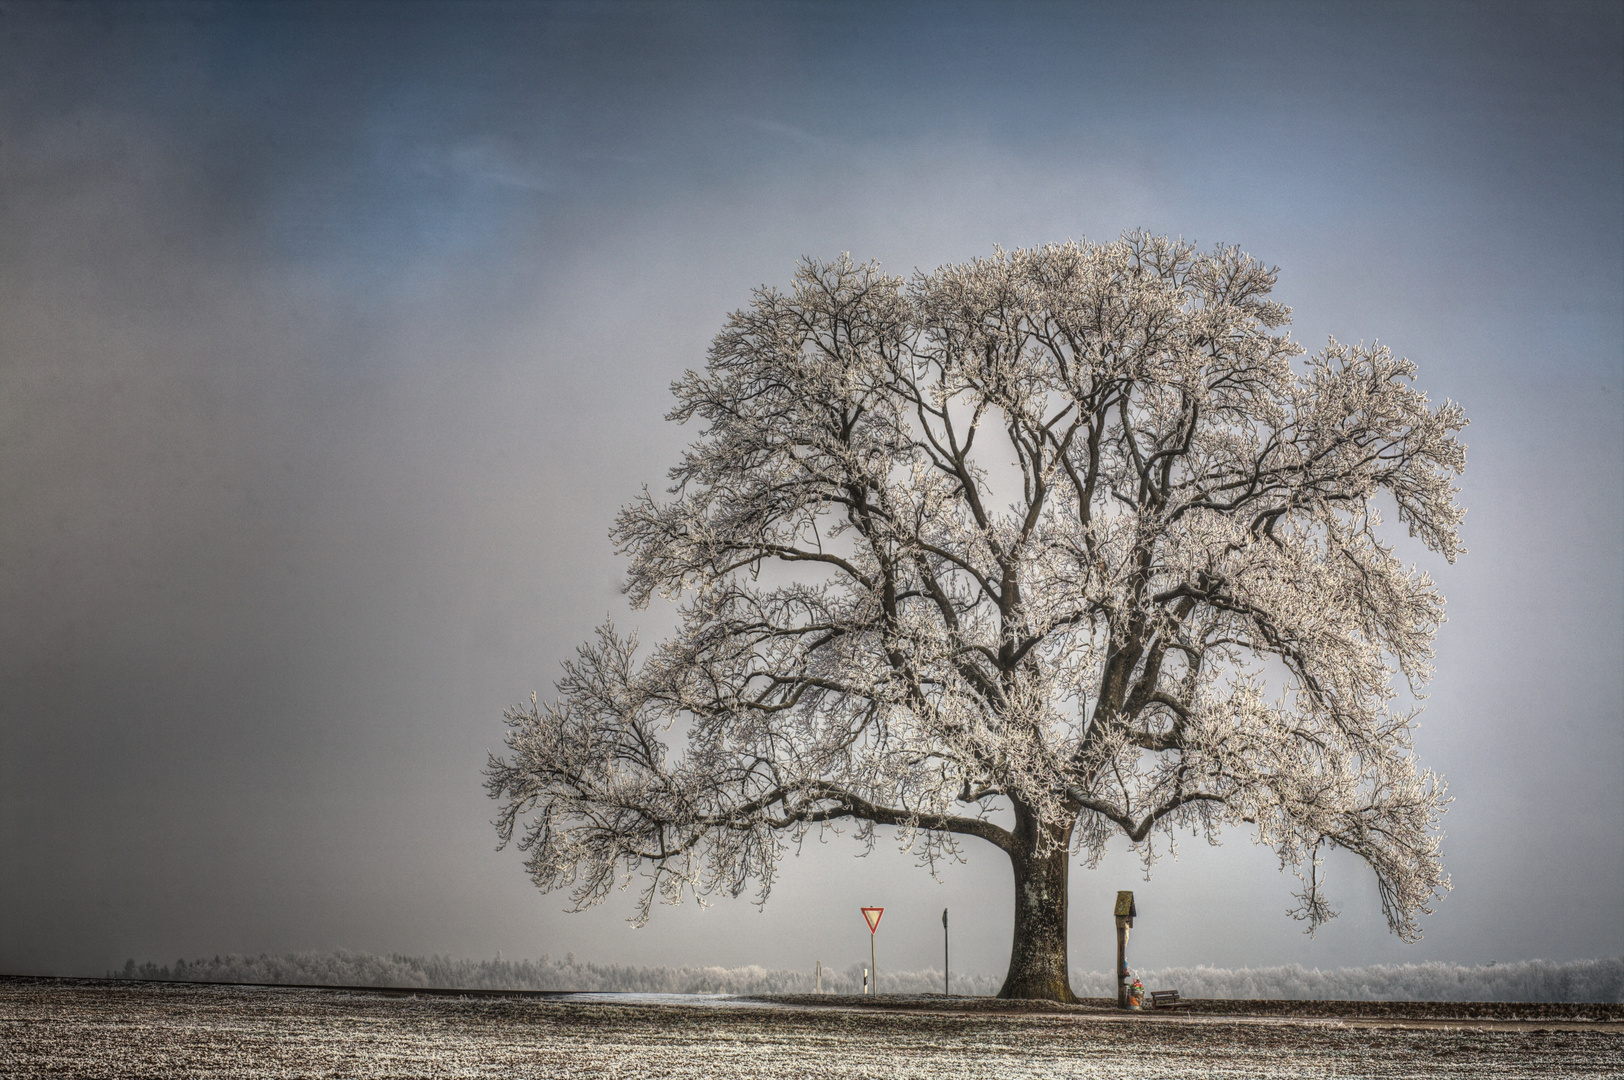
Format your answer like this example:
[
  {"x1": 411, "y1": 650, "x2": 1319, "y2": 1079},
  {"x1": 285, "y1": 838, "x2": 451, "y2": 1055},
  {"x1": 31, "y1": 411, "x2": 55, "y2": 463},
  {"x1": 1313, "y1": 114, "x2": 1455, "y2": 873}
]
[{"x1": 1114, "y1": 891, "x2": 1136, "y2": 1008}]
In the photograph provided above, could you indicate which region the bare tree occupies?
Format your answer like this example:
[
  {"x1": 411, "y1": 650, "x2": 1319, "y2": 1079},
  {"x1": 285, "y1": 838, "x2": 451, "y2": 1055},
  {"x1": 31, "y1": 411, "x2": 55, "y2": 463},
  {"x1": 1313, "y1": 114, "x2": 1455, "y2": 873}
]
[{"x1": 486, "y1": 234, "x2": 1467, "y2": 1001}]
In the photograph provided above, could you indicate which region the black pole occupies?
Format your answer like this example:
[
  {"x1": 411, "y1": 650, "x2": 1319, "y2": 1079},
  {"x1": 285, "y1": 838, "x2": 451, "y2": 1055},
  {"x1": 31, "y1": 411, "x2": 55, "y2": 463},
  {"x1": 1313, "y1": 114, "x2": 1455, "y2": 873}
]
[{"x1": 942, "y1": 908, "x2": 949, "y2": 996}]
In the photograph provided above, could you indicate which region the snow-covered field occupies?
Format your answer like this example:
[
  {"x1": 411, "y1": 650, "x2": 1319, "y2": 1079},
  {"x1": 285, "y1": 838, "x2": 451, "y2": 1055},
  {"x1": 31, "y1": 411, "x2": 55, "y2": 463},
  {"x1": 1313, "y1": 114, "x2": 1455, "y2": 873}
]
[{"x1": 3, "y1": 980, "x2": 1621, "y2": 1079}]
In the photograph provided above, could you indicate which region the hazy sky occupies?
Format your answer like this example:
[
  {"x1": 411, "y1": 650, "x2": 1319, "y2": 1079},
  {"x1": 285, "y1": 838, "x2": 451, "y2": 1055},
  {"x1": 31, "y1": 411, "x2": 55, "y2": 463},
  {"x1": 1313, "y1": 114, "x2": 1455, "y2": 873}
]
[{"x1": 2, "y1": 0, "x2": 1620, "y2": 982}]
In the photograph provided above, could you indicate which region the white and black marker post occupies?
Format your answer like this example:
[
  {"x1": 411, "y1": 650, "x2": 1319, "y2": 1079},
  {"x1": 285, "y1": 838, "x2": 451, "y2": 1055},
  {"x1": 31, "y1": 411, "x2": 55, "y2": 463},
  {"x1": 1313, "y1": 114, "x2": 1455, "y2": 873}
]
[
  {"x1": 942, "y1": 908, "x2": 949, "y2": 996},
  {"x1": 861, "y1": 907, "x2": 883, "y2": 996}
]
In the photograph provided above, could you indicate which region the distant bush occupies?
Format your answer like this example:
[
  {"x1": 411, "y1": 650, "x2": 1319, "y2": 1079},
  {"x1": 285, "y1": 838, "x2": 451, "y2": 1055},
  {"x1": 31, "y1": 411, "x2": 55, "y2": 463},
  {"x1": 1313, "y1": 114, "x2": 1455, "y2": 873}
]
[{"x1": 107, "y1": 952, "x2": 1622, "y2": 1002}]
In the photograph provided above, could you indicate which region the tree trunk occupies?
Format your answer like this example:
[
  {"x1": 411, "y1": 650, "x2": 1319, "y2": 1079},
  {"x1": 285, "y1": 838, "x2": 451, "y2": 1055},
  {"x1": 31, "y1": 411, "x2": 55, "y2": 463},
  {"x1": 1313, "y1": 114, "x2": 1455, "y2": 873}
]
[{"x1": 996, "y1": 803, "x2": 1077, "y2": 1002}]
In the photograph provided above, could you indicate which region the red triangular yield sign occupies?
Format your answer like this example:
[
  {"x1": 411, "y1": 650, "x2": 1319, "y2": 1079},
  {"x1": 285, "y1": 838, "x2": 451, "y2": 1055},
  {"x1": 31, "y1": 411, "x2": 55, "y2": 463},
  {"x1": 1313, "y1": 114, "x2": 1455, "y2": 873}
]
[{"x1": 861, "y1": 906, "x2": 884, "y2": 933}]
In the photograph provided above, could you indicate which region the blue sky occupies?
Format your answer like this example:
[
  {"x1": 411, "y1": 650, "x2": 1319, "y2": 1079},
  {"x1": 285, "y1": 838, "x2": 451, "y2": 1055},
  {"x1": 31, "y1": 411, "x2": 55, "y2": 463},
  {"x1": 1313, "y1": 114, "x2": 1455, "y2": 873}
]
[{"x1": 1, "y1": 0, "x2": 1619, "y2": 980}]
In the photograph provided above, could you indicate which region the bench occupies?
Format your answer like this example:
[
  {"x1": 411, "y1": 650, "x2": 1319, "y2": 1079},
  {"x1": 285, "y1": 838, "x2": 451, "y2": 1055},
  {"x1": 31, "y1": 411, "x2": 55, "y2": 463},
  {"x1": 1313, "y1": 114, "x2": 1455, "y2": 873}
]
[{"x1": 1150, "y1": 990, "x2": 1183, "y2": 1009}]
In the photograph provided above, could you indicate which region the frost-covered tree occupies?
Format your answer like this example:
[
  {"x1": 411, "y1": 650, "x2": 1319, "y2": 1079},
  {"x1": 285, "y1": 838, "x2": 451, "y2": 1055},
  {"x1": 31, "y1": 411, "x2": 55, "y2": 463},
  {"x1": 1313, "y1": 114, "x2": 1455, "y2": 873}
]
[{"x1": 486, "y1": 234, "x2": 1467, "y2": 1001}]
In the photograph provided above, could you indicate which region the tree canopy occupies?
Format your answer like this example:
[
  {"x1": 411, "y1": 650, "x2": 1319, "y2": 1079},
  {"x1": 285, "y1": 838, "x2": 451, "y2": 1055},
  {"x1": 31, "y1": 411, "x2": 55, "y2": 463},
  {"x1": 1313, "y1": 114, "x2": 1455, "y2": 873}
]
[{"x1": 486, "y1": 234, "x2": 1467, "y2": 999}]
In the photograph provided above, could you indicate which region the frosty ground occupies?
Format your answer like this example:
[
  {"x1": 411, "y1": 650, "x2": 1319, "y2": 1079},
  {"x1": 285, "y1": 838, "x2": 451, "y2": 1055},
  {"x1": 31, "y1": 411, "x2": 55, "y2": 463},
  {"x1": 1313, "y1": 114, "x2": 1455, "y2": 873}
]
[{"x1": 3, "y1": 979, "x2": 1621, "y2": 1079}]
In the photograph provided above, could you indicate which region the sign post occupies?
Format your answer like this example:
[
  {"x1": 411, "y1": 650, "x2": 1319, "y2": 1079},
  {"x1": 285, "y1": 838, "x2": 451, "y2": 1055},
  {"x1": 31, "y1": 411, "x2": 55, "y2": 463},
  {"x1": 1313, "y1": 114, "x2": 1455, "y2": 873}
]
[
  {"x1": 861, "y1": 907, "x2": 884, "y2": 996},
  {"x1": 1114, "y1": 891, "x2": 1136, "y2": 1008}
]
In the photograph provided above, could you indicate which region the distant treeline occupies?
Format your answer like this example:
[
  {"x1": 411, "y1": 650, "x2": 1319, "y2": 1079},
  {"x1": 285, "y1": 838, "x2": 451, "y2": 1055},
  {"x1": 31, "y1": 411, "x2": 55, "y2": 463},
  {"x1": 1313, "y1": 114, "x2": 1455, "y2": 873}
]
[
  {"x1": 108, "y1": 951, "x2": 1623, "y2": 1003},
  {"x1": 1069, "y1": 958, "x2": 1624, "y2": 1003},
  {"x1": 108, "y1": 951, "x2": 999, "y2": 996}
]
